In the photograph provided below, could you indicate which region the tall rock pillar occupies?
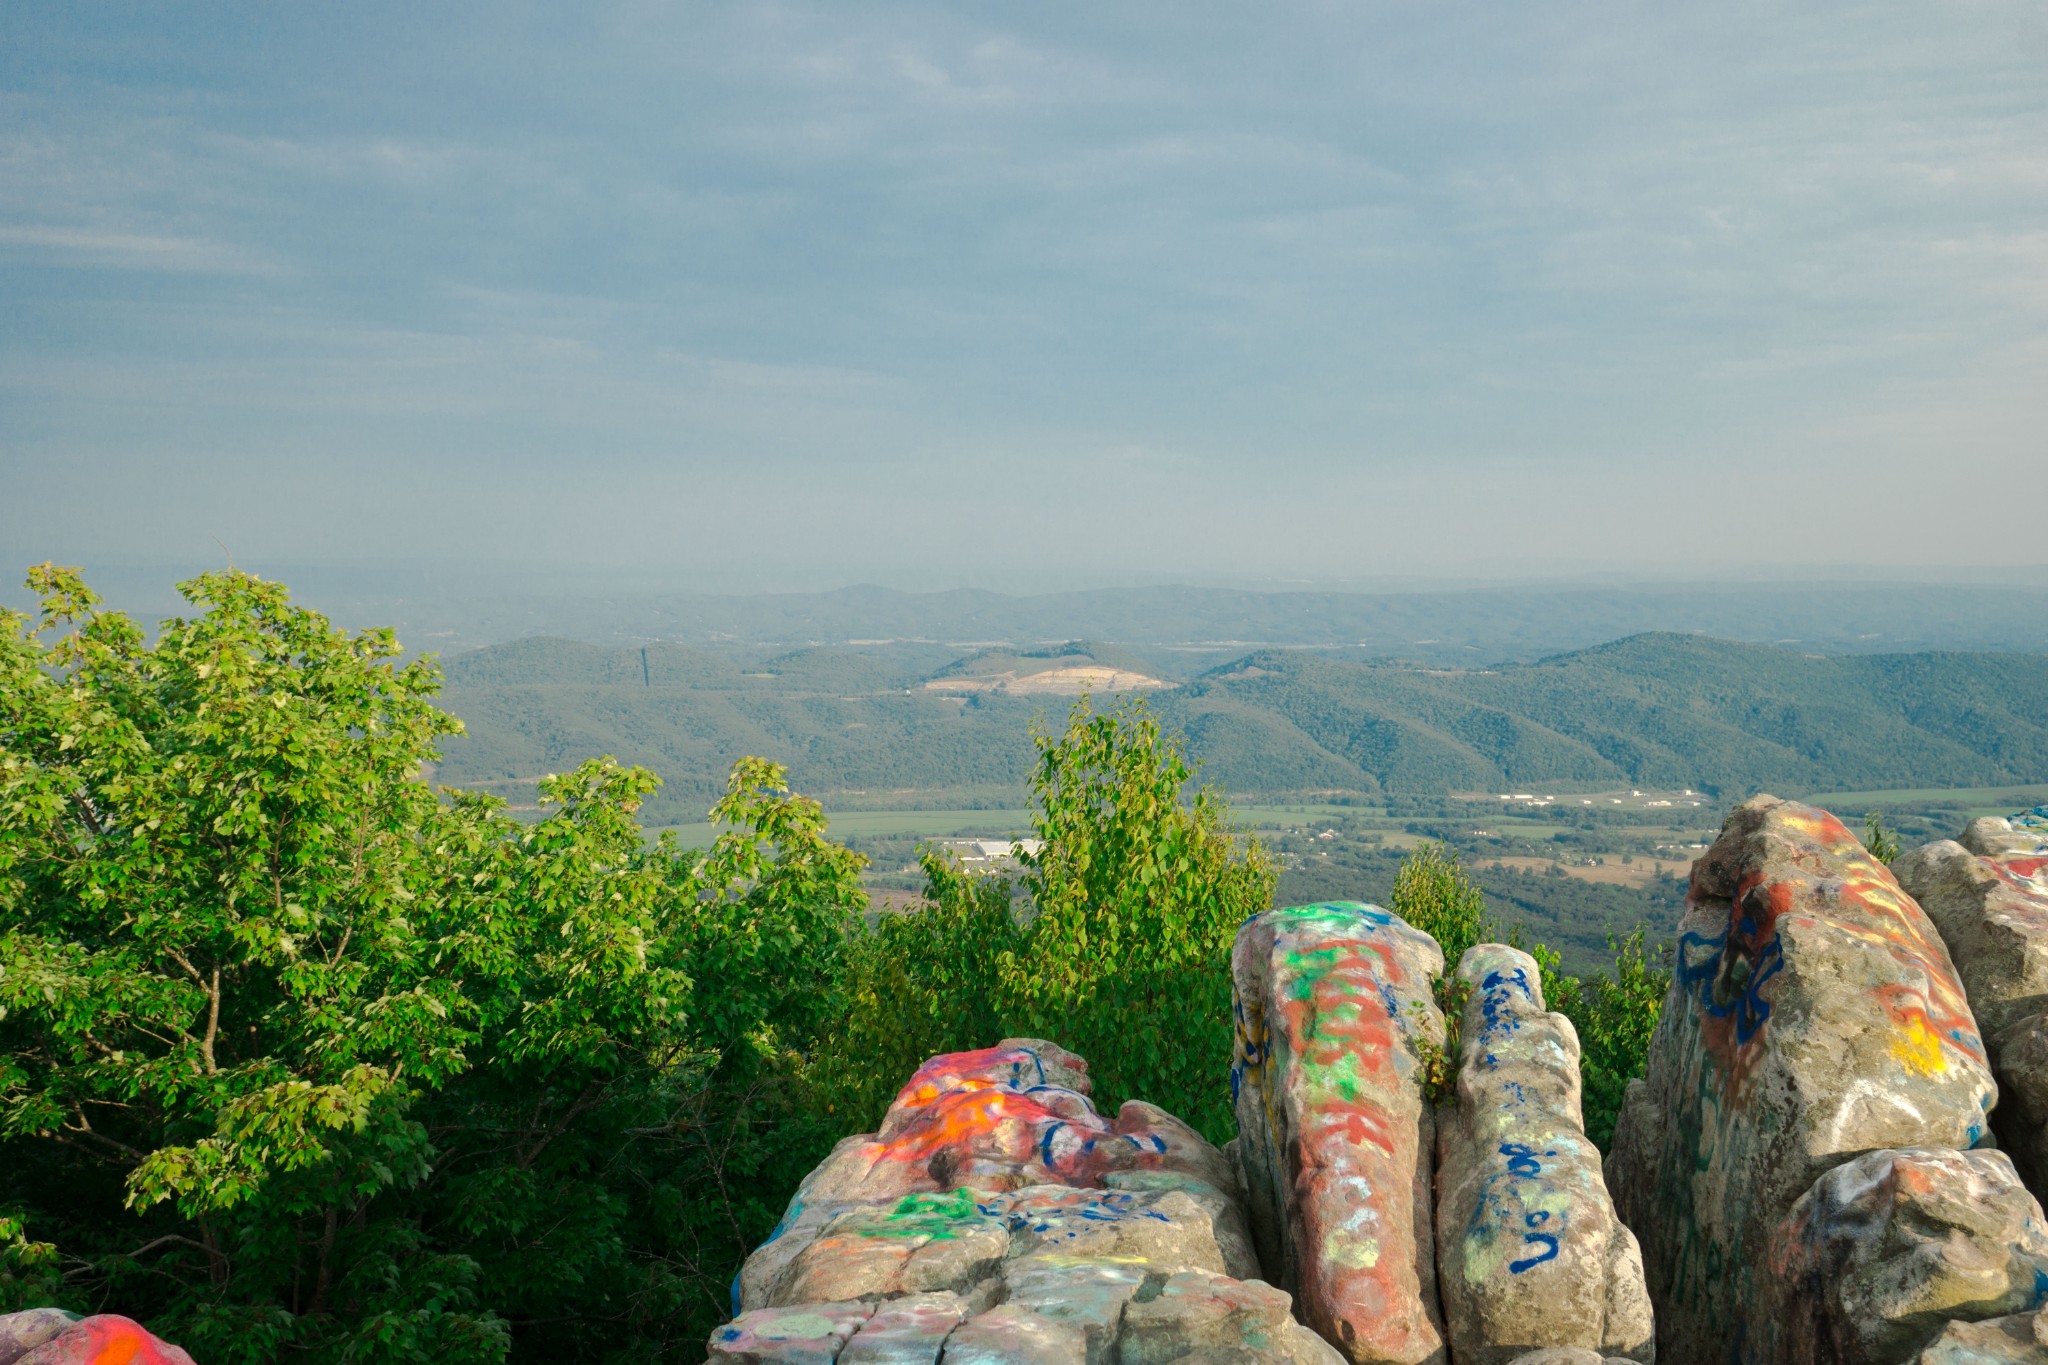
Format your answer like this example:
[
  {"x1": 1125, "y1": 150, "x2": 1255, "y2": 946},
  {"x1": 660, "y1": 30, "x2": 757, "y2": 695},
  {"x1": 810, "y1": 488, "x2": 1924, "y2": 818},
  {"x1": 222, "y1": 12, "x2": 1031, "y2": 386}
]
[
  {"x1": 1231, "y1": 902, "x2": 1448, "y2": 1365},
  {"x1": 1434, "y1": 944, "x2": 1654, "y2": 1364}
]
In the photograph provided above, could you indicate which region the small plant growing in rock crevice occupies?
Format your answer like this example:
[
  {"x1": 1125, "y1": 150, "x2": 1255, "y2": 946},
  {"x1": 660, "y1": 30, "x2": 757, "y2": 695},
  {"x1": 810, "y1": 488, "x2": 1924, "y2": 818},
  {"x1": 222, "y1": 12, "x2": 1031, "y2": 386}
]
[
  {"x1": 1410, "y1": 977, "x2": 1473, "y2": 1107},
  {"x1": 1391, "y1": 841, "x2": 1491, "y2": 1106},
  {"x1": 1864, "y1": 811, "x2": 1902, "y2": 865}
]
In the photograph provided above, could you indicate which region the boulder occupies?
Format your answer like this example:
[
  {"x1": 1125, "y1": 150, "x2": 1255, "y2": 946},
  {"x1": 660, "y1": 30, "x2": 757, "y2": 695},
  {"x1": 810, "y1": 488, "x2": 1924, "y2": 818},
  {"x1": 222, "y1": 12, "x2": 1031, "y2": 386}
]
[
  {"x1": 1609, "y1": 796, "x2": 1997, "y2": 1365},
  {"x1": 1894, "y1": 839, "x2": 2048, "y2": 1040},
  {"x1": 0, "y1": 1314, "x2": 198, "y2": 1365},
  {"x1": 714, "y1": 1040, "x2": 1325, "y2": 1364},
  {"x1": 1897, "y1": 819, "x2": 2048, "y2": 1196},
  {"x1": 1912, "y1": 1310, "x2": 2048, "y2": 1364},
  {"x1": 1990, "y1": 1019, "x2": 2048, "y2": 1197},
  {"x1": 711, "y1": 1302, "x2": 876, "y2": 1364},
  {"x1": 1962, "y1": 814, "x2": 2048, "y2": 864},
  {"x1": 1117, "y1": 1271, "x2": 1345, "y2": 1364},
  {"x1": 1434, "y1": 944, "x2": 1654, "y2": 1365},
  {"x1": 1767, "y1": 1147, "x2": 2048, "y2": 1362},
  {"x1": 1231, "y1": 901, "x2": 1448, "y2": 1365},
  {"x1": 0, "y1": 1312, "x2": 78, "y2": 1365}
]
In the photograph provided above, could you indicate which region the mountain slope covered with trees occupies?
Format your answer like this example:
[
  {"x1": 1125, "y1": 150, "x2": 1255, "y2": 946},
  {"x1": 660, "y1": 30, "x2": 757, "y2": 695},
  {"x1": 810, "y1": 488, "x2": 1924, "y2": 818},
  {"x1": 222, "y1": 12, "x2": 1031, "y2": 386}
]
[{"x1": 433, "y1": 633, "x2": 2048, "y2": 823}]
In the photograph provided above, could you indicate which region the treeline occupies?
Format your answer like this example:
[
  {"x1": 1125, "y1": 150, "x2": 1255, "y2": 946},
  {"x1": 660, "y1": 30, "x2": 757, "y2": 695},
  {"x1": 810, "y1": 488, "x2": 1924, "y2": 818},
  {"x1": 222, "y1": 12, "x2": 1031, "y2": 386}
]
[{"x1": 4, "y1": 569, "x2": 1663, "y2": 1362}]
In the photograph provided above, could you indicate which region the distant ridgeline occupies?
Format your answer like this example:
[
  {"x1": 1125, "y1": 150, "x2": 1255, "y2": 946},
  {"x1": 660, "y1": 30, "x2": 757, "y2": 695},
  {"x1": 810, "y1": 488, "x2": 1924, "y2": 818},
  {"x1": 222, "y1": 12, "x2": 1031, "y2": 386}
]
[{"x1": 431, "y1": 632, "x2": 2048, "y2": 820}]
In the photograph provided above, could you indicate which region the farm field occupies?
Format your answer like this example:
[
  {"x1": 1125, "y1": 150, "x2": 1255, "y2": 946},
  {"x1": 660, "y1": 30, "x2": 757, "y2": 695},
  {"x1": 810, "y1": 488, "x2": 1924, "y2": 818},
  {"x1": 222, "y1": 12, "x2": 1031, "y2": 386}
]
[
  {"x1": 1805, "y1": 783, "x2": 2048, "y2": 815},
  {"x1": 1478, "y1": 855, "x2": 1695, "y2": 886}
]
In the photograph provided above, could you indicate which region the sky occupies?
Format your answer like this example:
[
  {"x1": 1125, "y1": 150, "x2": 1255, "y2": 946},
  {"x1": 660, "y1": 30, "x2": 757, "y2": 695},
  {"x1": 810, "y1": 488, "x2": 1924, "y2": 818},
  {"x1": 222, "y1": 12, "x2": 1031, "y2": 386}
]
[{"x1": 3, "y1": 1, "x2": 2045, "y2": 590}]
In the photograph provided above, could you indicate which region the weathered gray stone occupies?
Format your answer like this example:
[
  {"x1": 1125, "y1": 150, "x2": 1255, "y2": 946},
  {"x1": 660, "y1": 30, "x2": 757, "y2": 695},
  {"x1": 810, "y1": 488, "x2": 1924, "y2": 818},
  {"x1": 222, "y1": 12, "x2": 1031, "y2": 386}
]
[
  {"x1": 1434, "y1": 944, "x2": 1654, "y2": 1365},
  {"x1": 1897, "y1": 826, "x2": 2048, "y2": 1197},
  {"x1": 940, "y1": 1303, "x2": 1087, "y2": 1363},
  {"x1": 710, "y1": 1301, "x2": 876, "y2": 1364},
  {"x1": 1001, "y1": 1256, "x2": 1149, "y2": 1364},
  {"x1": 1232, "y1": 901, "x2": 1447, "y2": 1365},
  {"x1": 1963, "y1": 816, "x2": 2048, "y2": 863},
  {"x1": 0, "y1": 1311, "x2": 79, "y2": 1365},
  {"x1": 838, "y1": 1292, "x2": 971, "y2": 1365},
  {"x1": 1499, "y1": 1351, "x2": 1629, "y2": 1365},
  {"x1": 1767, "y1": 1146, "x2": 2048, "y2": 1362},
  {"x1": 1609, "y1": 796, "x2": 1998, "y2": 1365},
  {"x1": 1894, "y1": 840, "x2": 2048, "y2": 1040},
  {"x1": 1117, "y1": 1270, "x2": 1346, "y2": 1364},
  {"x1": 1912, "y1": 1309, "x2": 2048, "y2": 1364},
  {"x1": 771, "y1": 1194, "x2": 1010, "y2": 1305},
  {"x1": 1103, "y1": 1168, "x2": 1262, "y2": 1281},
  {"x1": 1993, "y1": 1018, "x2": 2048, "y2": 1195}
]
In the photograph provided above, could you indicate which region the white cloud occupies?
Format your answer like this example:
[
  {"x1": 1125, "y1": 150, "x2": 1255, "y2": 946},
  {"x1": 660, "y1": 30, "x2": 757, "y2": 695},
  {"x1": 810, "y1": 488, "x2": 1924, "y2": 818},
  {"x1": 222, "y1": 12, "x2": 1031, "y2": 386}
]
[{"x1": 0, "y1": 224, "x2": 284, "y2": 275}]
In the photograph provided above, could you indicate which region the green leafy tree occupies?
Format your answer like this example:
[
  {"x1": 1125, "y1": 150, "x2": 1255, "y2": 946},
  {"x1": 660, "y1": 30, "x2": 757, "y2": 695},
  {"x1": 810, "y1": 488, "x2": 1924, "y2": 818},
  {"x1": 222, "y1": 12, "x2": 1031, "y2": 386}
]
[
  {"x1": 1002, "y1": 699, "x2": 1275, "y2": 1140},
  {"x1": 1559, "y1": 929, "x2": 1670, "y2": 1149},
  {"x1": 812, "y1": 700, "x2": 1276, "y2": 1141},
  {"x1": 1389, "y1": 840, "x2": 1490, "y2": 973},
  {"x1": 0, "y1": 566, "x2": 507, "y2": 1359},
  {"x1": 809, "y1": 851, "x2": 1021, "y2": 1128},
  {"x1": 0, "y1": 567, "x2": 867, "y2": 1361}
]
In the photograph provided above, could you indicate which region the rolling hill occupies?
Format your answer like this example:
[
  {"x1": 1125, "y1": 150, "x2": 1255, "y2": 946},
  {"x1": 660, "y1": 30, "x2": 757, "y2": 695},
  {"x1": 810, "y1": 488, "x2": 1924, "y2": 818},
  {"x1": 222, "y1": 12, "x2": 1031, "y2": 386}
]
[{"x1": 428, "y1": 633, "x2": 2048, "y2": 824}]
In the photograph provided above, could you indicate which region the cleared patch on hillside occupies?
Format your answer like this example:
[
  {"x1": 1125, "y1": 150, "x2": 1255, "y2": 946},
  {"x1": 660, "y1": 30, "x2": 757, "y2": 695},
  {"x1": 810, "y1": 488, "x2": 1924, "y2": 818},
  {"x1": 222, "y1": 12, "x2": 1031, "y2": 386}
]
[{"x1": 923, "y1": 664, "x2": 1177, "y2": 695}]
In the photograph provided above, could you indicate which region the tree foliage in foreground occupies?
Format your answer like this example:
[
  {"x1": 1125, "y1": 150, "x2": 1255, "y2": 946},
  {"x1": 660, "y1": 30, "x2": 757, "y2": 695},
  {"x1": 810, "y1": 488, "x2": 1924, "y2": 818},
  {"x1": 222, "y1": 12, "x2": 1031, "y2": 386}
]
[
  {"x1": 0, "y1": 567, "x2": 863, "y2": 1362},
  {"x1": 814, "y1": 700, "x2": 1276, "y2": 1142}
]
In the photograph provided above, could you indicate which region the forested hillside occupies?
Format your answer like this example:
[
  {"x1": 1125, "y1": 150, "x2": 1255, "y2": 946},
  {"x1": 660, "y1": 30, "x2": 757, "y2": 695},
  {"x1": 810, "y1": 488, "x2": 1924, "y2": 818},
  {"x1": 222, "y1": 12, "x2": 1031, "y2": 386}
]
[{"x1": 433, "y1": 633, "x2": 2048, "y2": 822}]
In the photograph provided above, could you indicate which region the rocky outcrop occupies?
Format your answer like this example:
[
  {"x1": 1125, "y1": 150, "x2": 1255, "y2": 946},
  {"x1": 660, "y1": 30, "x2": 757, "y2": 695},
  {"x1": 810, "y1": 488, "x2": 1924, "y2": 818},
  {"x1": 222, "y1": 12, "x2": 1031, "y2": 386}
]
[
  {"x1": 1609, "y1": 796, "x2": 2002, "y2": 1365},
  {"x1": 1897, "y1": 814, "x2": 2048, "y2": 1196},
  {"x1": 1434, "y1": 945, "x2": 1653, "y2": 1365},
  {"x1": 1231, "y1": 902, "x2": 1448, "y2": 1365},
  {"x1": 1963, "y1": 811, "x2": 2048, "y2": 863},
  {"x1": 712, "y1": 1040, "x2": 1338, "y2": 1365},
  {"x1": 0, "y1": 1311, "x2": 196, "y2": 1365},
  {"x1": 1766, "y1": 1147, "x2": 2048, "y2": 1362}
]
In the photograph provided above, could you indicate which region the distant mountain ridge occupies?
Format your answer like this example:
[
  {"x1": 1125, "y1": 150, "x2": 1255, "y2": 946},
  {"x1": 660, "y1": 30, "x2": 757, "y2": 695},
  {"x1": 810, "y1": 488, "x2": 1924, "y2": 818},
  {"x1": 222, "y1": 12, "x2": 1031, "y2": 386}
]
[{"x1": 431, "y1": 632, "x2": 2048, "y2": 822}]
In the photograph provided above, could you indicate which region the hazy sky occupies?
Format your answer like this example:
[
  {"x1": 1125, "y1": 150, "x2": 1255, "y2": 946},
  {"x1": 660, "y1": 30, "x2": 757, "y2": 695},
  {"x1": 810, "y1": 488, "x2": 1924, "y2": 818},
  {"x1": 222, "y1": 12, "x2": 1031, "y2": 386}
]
[{"x1": 3, "y1": 2, "x2": 2045, "y2": 588}]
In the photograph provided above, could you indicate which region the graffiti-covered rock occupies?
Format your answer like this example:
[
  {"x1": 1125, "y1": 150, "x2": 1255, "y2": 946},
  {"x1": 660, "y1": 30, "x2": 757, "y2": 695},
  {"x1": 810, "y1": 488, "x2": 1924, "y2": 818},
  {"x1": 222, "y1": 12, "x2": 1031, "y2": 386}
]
[
  {"x1": 1897, "y1": 818, "x2": 2048, "y2": 1197},
  {"x1": 1894, "y1": 831, "x2": 2048, "y2": 1041},
  {"x1": 1231, "y1": 902, "x2": 1448, "y2": 1365},
  {"x1": 1963, "y1": 813, "x2": 2048, "y2": 864},
  {"x1": 712, "y1": 1302, "x2": 878, "y2": 1364},
  {"x1": 1117, "y1": 1271, "x2": 1345, "y2": 1364},
  {"x1": 1767, "y1": 1146, "x2": 2048, "y2": 1362},
  {"x1": 1609, "y1": 796, "x2": 1998, "y2": 1365},
  {"x1": 838, "y1": 1293, "x2": 973, "y2": 1365},
  {"x1": 1434, "y1": 944, "x2": 1654, "y2": 1365},
  {"x1": 713, "y1": 1039, "x2": 1323, "y2": 1364},
  {"x1": 0, "y1": 1312, "x2": 197, "y2": 1365}
]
